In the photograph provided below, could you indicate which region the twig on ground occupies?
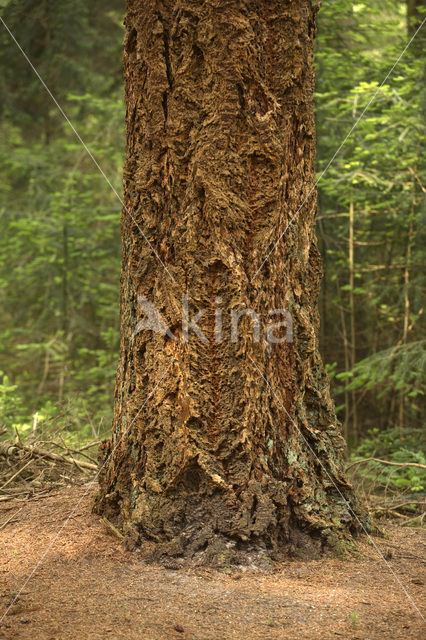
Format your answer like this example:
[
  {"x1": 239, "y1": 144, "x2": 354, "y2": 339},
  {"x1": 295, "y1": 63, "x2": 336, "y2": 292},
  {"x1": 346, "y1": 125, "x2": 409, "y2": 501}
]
[
  {"x1": 0, "y1": 506, "x2": 24, "y2": 530},
  {"x1": 347, "y1": 457, "x2": 426, "y2": 471},
  {"x1": 402, "y1": 512, "x2": 426, "y2": 527},
  {"x1": 0, "y1": 459, "x2": 34, "y2": 491},
  {"x1": 376, "y1": 500, "x2": 426, "y2": 511},
  {"x1": 101, "y1": 516, "x2": 124, "y2": 540},
  {"x1": 371, "y1": 508, "x2": 408, "y2": 519},
  {"x1": 0, "y1": 442, "x2": 19, "y2": 458},
  {"x1": 14, "y1": 442, "x2": 97, "y2": 471},
  {"x1": 76, "y1": 440, "x2": 101, "y2": 452}
]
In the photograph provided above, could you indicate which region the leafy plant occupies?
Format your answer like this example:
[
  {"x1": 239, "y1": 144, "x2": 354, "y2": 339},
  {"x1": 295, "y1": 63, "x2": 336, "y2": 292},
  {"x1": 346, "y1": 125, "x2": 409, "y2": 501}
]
[{"x1": 349, "y1": 427, "x2": 426, "y2": 494}]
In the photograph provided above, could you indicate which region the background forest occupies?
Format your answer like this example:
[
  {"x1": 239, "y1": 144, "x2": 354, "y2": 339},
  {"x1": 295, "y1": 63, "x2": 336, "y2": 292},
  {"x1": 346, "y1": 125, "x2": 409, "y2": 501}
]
[{"x1": 0, "y1": 1, "x2": 425, "y2": 498}]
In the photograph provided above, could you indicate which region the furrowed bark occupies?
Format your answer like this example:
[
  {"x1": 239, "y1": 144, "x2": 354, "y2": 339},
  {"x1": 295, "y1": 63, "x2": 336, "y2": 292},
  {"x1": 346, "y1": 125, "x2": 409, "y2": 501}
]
[{"x1": 94, "y1": 0, "x2": 366, "y2": 565}]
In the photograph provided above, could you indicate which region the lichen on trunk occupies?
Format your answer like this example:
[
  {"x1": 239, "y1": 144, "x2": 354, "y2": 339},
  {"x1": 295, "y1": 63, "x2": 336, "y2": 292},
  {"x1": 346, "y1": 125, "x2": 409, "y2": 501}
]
[{"x1": 94, "y1": 0, "x2": 367, "y2": 566}]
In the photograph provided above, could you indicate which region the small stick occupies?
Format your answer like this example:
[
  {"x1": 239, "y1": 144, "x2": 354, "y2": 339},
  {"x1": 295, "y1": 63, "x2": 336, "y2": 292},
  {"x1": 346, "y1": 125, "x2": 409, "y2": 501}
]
[
  {"x1": 76, "y1": 440, "x2": 101, "y2": 452},
  {"x1": 74, "y1": 451, "x2": 98, "y2": 465},
  {"x1": 0, "y1": 507, "x2": 24, "y2": 531},
  {"x1": 39, "y1": 439, "x2": 98, "y2": 464},
  {"x1": 0, "y1": 459, "x2": 34, "y2": 491},
  {"x1": 22, "y1": 444, "x2": 97, "y2": 470},
  {"x1": 402, "y1": 512, "x2": 426, "y2": 527},
  {"x1": 370, "y1": 508, "x2": 408, "y2": 519},
  {"x1": 375, "y1": 500, "x2": 426, "y2": 510},
  {"x1": 101, "y1": 516, "x2": 124, "y2": 539},
  {"x1": 31, "y1": 412, "x2": 39, "y2": 436},
  {"x1": 0, "y1": 492, "x2": 31, "y2": 501},
  {"x1": 347, "y1": 457, "x2": 426, "y2": 471}
]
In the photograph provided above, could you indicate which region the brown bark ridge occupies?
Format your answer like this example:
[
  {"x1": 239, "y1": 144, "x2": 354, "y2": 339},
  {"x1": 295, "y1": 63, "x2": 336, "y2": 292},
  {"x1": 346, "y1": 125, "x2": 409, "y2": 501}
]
[{"x1": 94, "y1": 0, "x2": 367, "y2": 566}]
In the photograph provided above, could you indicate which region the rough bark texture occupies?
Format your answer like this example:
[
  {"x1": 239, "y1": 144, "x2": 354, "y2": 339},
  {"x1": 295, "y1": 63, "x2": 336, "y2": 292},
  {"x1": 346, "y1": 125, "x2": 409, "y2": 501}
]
[{"x1": 94, "y1": 0, "x2": 366, "y2": 566}]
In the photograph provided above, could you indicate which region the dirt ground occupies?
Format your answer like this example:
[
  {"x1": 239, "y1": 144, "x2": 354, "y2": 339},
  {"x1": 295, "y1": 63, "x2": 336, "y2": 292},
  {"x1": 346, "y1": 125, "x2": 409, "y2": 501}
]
[{"x1": 0, "y1": 485, "x2": 424, "y2": 640}]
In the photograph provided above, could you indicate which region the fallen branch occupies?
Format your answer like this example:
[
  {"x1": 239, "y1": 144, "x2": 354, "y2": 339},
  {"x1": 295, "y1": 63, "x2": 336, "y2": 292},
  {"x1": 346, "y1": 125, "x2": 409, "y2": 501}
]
[
  {"x1": 23, "y1": 444, "x2": 98, "y2": 471},
  {"x1": 0, "y1": 442, "x2": 19, "y2": 458},
  {"x1": 39, "y1": 439, "x2": 98, "y2": 465},
  {"x1": 0, "y1": 440, "x2": 97, "y2": 471},
  {"x1": 370, "y1": 508, "x2": 408, "y2": 519},
  {"x1": 374, "y1": 500, "x2": 426, "y2": 511},
  {"x1": 402, "y1": 512, "x2": 426, "y2": 527},
  {"x1": 347, "y1": 457, "x2": 426, "y2": 471},
  {"x1": 0, "y1": 492, "x2": 31, "y2": 501},
  {"x1": 76, "y1": 440, "x2": 101, "y2": 453},
  {"x1": 0, "y1": 459, "x2": 35, "y2": 491}
]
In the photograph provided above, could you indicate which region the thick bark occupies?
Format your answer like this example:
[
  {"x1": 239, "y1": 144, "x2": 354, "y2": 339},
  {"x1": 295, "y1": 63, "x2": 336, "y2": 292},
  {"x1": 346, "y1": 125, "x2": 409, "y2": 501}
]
[{"x1": 95, "y1": 0, "x2": 366, "y2": 565}]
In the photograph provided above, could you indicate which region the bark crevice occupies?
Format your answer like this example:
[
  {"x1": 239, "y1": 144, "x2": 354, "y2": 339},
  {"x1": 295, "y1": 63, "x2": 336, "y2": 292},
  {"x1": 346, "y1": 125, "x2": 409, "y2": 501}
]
[{"x1": 94, "y1": 0, "x2": 367, "y2": 567}]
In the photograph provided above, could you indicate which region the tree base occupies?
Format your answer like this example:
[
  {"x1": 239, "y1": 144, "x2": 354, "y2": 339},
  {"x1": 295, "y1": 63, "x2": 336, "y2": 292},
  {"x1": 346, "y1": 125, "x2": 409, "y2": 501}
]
[
  {"x1": 95, "y1": 0, "x2": 370, "y2": 572},
  {"x1": 93, "y1": 445, "x2": 368, "y2": 568},
  {"x1": 124, "y1": 527, "x2": 362, "y2": 571}
]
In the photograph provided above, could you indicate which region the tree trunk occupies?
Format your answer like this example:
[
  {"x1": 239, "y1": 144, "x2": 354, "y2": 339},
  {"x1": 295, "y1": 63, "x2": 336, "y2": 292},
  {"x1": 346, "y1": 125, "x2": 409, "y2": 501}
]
[
  {"x1": 94, "y1": 0, "x2": 365, "y2": 565},
  {"x1": 348, "y1": 200, "x2": 358, "y2": 445}
]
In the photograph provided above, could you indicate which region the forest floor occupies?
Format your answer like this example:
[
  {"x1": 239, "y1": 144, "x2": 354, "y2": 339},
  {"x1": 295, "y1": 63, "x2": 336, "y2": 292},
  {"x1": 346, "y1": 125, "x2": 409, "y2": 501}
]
[{"x1": 0, "y1": 484, "x2": 425, "y2": 640}]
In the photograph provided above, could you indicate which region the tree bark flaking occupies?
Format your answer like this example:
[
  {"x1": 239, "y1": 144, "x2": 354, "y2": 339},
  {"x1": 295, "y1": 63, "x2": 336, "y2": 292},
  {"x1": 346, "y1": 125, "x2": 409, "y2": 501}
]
[{"x1": 94, "y1": 0, "x2": 366, "y2": 566}]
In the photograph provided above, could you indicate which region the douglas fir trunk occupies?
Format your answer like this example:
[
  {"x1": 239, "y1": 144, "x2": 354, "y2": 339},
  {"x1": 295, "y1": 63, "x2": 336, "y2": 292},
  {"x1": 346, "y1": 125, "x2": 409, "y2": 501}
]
[{"x1": 95, "y1": 0, "x2": 365, "y2": 564}]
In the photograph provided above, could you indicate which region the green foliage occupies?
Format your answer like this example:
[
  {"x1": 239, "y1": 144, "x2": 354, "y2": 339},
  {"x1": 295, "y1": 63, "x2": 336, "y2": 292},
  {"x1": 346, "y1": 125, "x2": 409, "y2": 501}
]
[
  {"x1": 0, "y1": 1, "x2": 124, "y2": 438},
  {"x1": 0, "y1": 0, "x2": 424, "y2": 458},
  {"x1": 349, "y1": 610, "x2": 360, "y2": 628},
  {"x1": 0, "y1": 0, "x2": 123, "y2": 137},
  {"x1": 350, "y1": 427, "x2": 426, "y2": 494},
  {"x1": 339, "y1": 341, "x2": 426, "y2": 398},
  {"x1": 0, "y1": 370, "x2": 23, "y2": 429},
  {"x1": 0, "y1": 91, "x2": 123, "y2": 433},
  {"x1": 316, "y1": 0, "x2": 425, "y2": 435}
]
